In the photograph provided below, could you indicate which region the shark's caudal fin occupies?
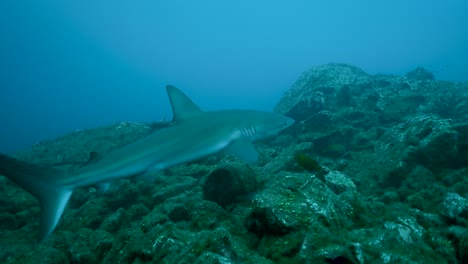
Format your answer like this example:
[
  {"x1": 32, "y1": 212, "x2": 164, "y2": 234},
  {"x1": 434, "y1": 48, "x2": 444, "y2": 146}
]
[
  {"x1": 0, "y1": 154, "x2": 72, "y2": 242},
  {"x1": 166, "y1": 85, "x2": 203, "y2": 122}
]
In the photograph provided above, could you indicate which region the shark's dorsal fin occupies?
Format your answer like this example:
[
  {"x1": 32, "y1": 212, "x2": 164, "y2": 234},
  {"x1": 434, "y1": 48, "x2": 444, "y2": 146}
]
[{"x1": 166, "y1": 85, "x2": 202, "y2": 122}]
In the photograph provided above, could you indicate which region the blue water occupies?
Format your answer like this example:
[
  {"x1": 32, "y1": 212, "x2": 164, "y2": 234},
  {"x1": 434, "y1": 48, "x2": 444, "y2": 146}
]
[{"x1": 1, "y1": 0, "x2": 467, "y2": 154}]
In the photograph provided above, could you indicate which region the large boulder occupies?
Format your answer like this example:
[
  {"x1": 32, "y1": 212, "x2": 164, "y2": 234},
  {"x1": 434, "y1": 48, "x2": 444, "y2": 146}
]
[{"x1": 275, "y1": 63, "x2": 468, "y2": 125}]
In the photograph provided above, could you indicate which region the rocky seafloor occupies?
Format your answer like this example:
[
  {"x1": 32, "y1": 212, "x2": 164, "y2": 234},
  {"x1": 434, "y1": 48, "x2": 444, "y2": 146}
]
[{"x1": 1, "y1": 63, "x2": 467, "y2": 263}]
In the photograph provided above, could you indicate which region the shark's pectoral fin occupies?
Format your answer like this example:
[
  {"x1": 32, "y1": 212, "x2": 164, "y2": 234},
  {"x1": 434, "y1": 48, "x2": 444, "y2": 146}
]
[
  {"x1": 97, "y1": 182, "x2": 110, "y2": 194},
  {"x1": 38, "y1": 187, "x2": 72, "y2": 242},
  {"x1": 225, "y1": 137, "x2": 259, "y2": 163}
]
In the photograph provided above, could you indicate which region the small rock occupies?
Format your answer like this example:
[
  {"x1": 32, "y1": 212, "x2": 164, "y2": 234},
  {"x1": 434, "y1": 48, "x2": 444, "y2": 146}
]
[
  {"x1": 100, "y1": 207, "x2": 127, "y2": 232},
  {"x1": 324, "y1": 171, "x2": 356, "y2": 194},
  {"x1": 246, "y1": 207, "x2": 297, "y2": 238},
  {"x1": 405, "y1": 67, "x2": 435, "y2": 80},
  {"x1": 203, "y1": 163, "x2": 257, "y2": 208},
  {"x1": 440, "y1": 192, "x2": 467, "y2": 219},
  {"x1": 382, "y1": 191, "x2": 400, "y2": 204}
]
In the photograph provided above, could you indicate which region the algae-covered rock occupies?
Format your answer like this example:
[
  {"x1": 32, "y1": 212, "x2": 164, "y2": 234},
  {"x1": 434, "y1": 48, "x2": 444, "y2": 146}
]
[
  {"x1": 2, "y1": 63, "x2": 468, "y2": 263},
  {"x1": 440, "y1": 192, "x2": 467, "y2": 219},
  {"x1": 275, "y1": 63, "x2": 371, "y2": 120},
  {"x1": 324, "y1": 170, "x2": 356, "y2": 194},
  {"x1": 1, "y1": 245, "x2": 68, "y2": 264},
  {"x1": 202, "y1": 162, "x2": 257, "y2": 208},
  {"x1": 14, "y1": 121, "x2": 151, "y2": 168},
  {"x1": 405, "y1": 67, "x2": 435, "y2": 80}
]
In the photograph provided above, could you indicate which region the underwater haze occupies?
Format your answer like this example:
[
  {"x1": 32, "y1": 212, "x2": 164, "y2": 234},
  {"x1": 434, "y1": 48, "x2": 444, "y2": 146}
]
[{"x1": 1, "y1": 0, "x2": 467, "y2": 154}]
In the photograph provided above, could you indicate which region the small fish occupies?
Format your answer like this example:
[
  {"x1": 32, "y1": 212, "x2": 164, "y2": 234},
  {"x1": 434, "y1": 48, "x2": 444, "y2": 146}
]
[{"x1": 295, "y1": 152, "x2": 327, "y2": 181}]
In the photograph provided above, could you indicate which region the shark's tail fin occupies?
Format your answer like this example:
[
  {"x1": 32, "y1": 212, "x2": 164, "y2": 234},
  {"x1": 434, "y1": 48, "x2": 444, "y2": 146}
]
[{"x1": 0, "y1": 154, "x2": 72, "y2": 242}]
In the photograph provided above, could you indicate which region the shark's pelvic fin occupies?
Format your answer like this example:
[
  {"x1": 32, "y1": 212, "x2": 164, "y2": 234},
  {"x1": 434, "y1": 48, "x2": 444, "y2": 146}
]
[
  {"x1": 225, "y1": 137, "x2": 259, "y2": 163},
  {"x1": 87, "y1": 151, "x2": 103, "y2": 164},
  {"x1": 97, "y1": 182, "x2": 110, "y2": 194},
  {"x1": 83, "y1": 152, "x2": 112, "y2": 194},
  {"x1": 166, "y1": 85, "x2": 203, "y2": 122},
  {"x1": 0, "y1": 154, "x2": 72, "y2": 242},
  {"x1": 135, "y1": 173, "x2": 157, "y2": 183}
]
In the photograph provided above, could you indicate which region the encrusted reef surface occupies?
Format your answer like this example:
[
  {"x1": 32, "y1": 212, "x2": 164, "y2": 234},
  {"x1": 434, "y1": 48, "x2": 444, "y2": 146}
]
[{"x1": 1, "y1": 63, "x2": 467, "y2": 263}]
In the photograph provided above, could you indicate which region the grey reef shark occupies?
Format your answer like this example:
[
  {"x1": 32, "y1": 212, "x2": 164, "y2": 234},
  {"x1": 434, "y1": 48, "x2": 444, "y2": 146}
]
[{"x1": 0, "y1": 85, "x2": 294, "y2": 242}]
